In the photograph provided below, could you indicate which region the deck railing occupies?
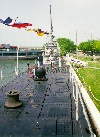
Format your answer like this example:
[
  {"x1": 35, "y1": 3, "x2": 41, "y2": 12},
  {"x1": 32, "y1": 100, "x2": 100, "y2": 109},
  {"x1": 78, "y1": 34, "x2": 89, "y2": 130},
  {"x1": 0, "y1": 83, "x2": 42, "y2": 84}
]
[{"x1": 68, "y1": 60, "x2": 100, "y2": 136}]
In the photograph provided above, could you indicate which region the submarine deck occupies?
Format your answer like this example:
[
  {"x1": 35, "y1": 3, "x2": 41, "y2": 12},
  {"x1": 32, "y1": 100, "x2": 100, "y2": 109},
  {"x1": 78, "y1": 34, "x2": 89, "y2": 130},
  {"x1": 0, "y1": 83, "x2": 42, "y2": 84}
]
[{"x1": 0, "y1": 64, "x2": 94, "y2": 137}]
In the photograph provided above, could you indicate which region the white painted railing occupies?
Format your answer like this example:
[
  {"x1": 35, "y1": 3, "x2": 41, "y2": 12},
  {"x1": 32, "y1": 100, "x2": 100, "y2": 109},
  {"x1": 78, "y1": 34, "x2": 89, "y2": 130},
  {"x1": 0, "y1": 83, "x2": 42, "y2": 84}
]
[
  {"x1": 68, "y1": 55, "x2": 88, "y2": 67},
  {"x1": 69, "y1": 63, "x2": 100, "y2": 136}
]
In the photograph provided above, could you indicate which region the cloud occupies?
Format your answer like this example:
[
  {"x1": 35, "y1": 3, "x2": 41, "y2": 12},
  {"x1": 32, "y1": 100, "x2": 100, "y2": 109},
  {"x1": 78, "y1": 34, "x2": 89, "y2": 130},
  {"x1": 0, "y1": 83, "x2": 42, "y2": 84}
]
[{"x1": 72, "y1": 0, "x2": 92, "y2": 6}]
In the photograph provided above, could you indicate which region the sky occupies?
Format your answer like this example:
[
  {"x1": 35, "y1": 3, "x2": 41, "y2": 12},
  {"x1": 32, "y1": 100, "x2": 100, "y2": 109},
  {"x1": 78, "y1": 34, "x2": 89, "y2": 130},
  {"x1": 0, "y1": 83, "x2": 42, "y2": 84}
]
[{"x1": 0, "y1": 0, "x2": 100, "y2": 48}]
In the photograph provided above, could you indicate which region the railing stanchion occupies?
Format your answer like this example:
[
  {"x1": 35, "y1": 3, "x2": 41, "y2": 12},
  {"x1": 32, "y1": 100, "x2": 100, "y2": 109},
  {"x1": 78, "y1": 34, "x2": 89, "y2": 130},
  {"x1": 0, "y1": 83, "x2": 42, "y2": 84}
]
[{"x1": 0, "y1": 69, "x2": 3, "y2": 80}]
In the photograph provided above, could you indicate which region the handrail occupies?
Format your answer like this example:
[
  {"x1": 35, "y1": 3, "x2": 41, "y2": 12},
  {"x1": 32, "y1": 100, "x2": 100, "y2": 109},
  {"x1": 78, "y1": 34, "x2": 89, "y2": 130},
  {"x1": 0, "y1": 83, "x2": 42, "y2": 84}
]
[{"x1": 69, "y1": 63, "x2": 100, "y2": 136}]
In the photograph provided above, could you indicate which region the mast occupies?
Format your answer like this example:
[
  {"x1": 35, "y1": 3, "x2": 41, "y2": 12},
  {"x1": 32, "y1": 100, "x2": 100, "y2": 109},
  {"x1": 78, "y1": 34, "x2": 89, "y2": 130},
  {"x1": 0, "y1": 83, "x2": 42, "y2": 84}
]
[{"x1": 50, "y1": 5, "x2": 53, "y2": 43}]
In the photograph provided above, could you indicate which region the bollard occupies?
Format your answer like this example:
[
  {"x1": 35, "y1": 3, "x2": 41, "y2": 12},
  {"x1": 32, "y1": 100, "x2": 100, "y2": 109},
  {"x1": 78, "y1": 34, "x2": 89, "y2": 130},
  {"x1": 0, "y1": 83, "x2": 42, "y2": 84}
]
[{"x1": 4, "y1": 90, "x2": 23, "y2": 108}]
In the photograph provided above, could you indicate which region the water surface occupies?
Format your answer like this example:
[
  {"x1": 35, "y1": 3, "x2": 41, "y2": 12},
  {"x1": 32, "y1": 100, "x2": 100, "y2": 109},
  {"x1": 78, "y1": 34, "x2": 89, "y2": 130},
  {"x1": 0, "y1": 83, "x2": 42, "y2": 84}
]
[{"x1": 0, "y1": 59, "x2": 35, "y2": 87}]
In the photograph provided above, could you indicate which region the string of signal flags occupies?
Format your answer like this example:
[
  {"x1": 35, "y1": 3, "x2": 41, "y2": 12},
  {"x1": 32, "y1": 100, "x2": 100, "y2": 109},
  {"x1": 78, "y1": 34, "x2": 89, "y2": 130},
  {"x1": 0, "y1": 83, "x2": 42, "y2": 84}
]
[{"x1": 0, "y1": 17, "x2": 49, "y2": 36}]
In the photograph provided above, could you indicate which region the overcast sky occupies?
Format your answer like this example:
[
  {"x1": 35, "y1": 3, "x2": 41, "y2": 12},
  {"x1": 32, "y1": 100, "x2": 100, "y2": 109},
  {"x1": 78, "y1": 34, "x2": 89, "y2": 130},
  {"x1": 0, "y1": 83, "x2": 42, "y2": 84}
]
[{"x1": 0, "y1": 0, "x2": 100, "y2": 48}]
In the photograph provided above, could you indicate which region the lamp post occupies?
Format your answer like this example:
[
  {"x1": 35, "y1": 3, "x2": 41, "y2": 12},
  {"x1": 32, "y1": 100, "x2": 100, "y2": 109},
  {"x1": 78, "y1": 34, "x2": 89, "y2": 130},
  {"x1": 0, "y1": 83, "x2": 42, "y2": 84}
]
[
  {"x1": 76, "y1": 30, "x2": 78, "y2": 59},
  {"x1": 90, "y1": 26, "x2": 93, "y2": 56},
  {"x1": 91, "y1": 26, "x2": 92, "y2": 41}
]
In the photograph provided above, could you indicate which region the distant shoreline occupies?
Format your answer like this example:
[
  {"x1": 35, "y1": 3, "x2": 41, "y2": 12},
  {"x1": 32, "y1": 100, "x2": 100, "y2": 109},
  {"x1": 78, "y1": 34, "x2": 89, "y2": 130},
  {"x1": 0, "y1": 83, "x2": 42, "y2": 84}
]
[{"x1": 0, "y1": 56, "x2": 38, "y2": 60}]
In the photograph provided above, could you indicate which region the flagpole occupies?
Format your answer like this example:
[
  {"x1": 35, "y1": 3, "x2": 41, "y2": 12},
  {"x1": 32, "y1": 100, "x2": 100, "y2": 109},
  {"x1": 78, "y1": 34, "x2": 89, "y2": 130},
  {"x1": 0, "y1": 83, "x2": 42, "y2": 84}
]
[
  {"x1": 14, "y1": 17, "x2": 18, "y2": 23},
  {"x1": 16, "y1": 46, "x2": 19, "y2": 75}
]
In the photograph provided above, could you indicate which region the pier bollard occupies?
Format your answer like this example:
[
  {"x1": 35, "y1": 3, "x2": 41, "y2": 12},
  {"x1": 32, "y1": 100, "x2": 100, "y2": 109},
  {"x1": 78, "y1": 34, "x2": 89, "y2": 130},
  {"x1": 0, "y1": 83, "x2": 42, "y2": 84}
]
[{"x1": 4, "y1": 90, "x2": 23, "y2": 108}]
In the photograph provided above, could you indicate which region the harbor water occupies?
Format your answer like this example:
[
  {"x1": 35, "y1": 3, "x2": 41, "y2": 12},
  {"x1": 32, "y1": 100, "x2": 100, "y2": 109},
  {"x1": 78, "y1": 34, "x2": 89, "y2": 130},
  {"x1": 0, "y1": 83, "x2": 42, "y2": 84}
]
[{"x1": 0, "y1": 59, "x2": 35, "y2": 87}]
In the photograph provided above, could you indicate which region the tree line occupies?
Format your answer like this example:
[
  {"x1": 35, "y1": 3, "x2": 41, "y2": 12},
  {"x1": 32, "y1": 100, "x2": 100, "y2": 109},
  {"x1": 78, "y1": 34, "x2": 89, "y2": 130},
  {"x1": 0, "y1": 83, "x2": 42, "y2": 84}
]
[
  {"x1": 78, "y1": 40, "x2": 100, "y2": 55},
  {"x1": 57, "y1": 38, "x2": 76, "y2": 56},
  {"x1": 57, "y1": 38, "x2": 100, "y2": 56}
]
